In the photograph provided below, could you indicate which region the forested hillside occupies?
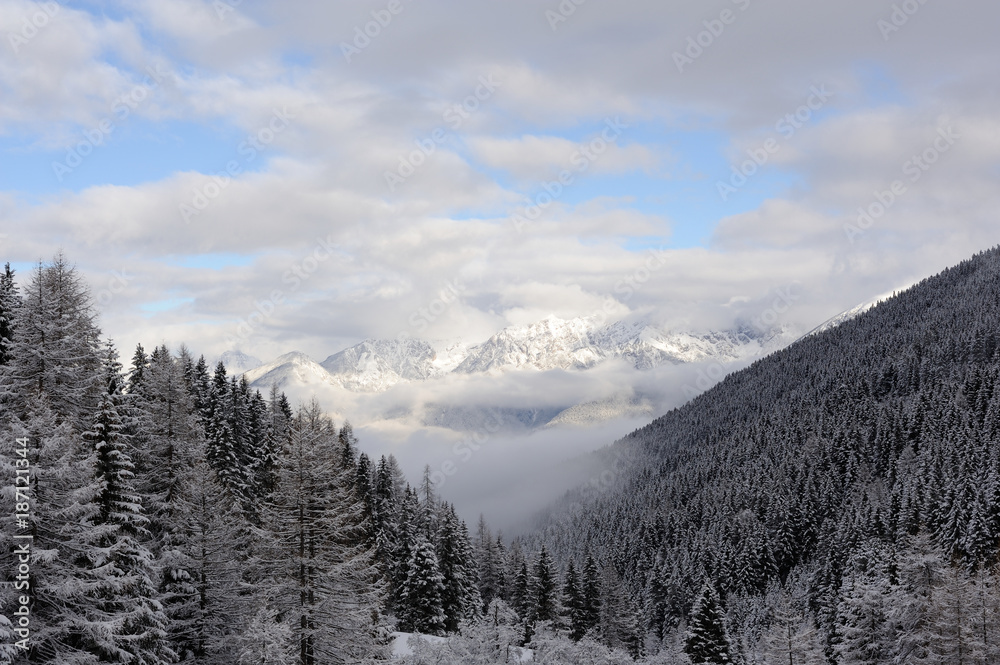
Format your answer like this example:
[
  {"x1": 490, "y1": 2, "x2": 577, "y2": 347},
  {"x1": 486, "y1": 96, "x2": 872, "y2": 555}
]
[
  {"x1": 0, "y1": 256, "x2": 486, "y2": 664},
  {"x1": 520, "y1": 246, "x2": 1000, "y2": 662}
]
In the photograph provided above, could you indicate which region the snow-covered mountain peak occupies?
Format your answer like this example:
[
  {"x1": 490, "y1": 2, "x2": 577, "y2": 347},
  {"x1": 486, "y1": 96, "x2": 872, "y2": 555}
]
[
  {"x1": 321, "y1": 338, "x2": 441, "y2": 392},
  {"x1": 217, "y1": 349, "x2": 262, "y2": 375},
  {"x1": 454, "y1": 315, "x2": 602, "y2": 374},
  {"x1": 241, "y1": 351, "x2": 335, "y2": 390}
]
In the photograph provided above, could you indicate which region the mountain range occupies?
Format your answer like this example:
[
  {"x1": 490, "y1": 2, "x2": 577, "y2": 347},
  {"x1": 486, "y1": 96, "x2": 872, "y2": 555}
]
[{"x1": 226, "y1": 315, "x2": 812, "y2": 432}]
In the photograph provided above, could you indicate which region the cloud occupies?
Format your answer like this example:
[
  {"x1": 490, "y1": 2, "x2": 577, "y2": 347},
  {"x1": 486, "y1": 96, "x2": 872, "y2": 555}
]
[{"x1": 469, "y1": 133, "x2": 660, "y2": 183}]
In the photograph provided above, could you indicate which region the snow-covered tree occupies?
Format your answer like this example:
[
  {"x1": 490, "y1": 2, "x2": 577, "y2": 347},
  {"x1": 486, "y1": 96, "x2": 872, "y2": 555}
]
[
  {"x1": 685, "y1": 582, "x2": 732, "y2": 664},
  {"x1": 0, "y1": 254, "x2": 102, "y2": 427},
  {"x1": 237, "y1": 605, "x2": 295, "y2": 665},
  {"x1": 260, "y1": 399, "x2": 384, "y2": 663},
  {"x1": 401, "y1": 536, "x2": 447, "y2": 635}
]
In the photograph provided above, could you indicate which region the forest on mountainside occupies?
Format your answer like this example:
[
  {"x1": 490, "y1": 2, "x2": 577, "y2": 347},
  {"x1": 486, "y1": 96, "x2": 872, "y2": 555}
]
[{"x1": 522, "y1": 245, "x2": 1000, "y2": 663}]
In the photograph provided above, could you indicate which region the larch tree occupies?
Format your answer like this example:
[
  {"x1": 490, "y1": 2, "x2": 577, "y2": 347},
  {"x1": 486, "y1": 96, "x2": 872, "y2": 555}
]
[{"x1": 260, "y1": 400, "x2": 385, "y2": 664}]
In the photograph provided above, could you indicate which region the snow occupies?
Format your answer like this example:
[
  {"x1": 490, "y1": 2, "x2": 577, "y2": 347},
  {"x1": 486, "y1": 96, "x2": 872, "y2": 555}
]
[
  {"x1": 804, "y1": 286, "x2": 911, "y2": 337},
  {"x1": 390, "y1": 631, "x2": 448, "y2": 657},
  {"x1": 217, "y1": 349, "x2": 262, "y2": 374},
  {"x1": 389, "y1": 632, "x2": 533, "y2": 661},
  {"x1": 240, "y1": 351, "x2": 339, "y2": 390}
]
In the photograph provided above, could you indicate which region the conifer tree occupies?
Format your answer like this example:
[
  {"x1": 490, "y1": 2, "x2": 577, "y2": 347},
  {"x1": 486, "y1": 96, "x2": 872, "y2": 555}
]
[
  {"x1": 238, "y1": 604, "x2": 295, "y2": 665},
  {"x1": 513, "y1": 560, "x2": 532, "y2": 620},
  {"x1": 581, "y1": 553, "x2": 603, "y2": 634},
  {"x1": 532, "y1": 546, "x2": 559, "y2": 624},
  {"x1": 205, "y1": 362, "x2": 250, "y2": 502},
  {"x1": 834, "y1": 543, "x2": 893, "y2": 665},
  {"x1": 76, "y1": 343, "x2": 171, "y2": 664},
  {"x1": 402, "y1": 537, "x2": 447, "y2": 635},
  {"x1": 684, "y1": 582, "x2": 732, "y2": 664},
  {"x1": 0, "y1": 262, "x2": 18, "y2": 367},
  {"x1": 0, "y1": 254, "x2": 102, "y2": 427},
  {"x1": 261, "y1": 400, "x2": 384, "y2": 663},
  {"x1": 563, "y1": 559, "x2": 586, "y2": 640},
  {"x1": 760, "y1": 592, "x2": 826, "y2": 665},
  {"x1": 128, "y1": 343, "x2": 149, "y2": 395}
]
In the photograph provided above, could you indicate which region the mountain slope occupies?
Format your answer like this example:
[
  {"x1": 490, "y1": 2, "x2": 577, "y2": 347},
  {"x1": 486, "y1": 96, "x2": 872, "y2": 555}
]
[
  {"x1": 217, "y1": 349, "x2": 262, "y2": 374},
  {"x1": 321, "y1": 338, "x2": 442, "y2": 392},
  {"x1": 241, "y1": 351, "x2": 336, "y2": 390},
  {"x1": 524, "y1": 246, "x2": 1000, "y2": 652},
  {"x1": 454, "y1": 316, "x2": 604, "y2": 373}
]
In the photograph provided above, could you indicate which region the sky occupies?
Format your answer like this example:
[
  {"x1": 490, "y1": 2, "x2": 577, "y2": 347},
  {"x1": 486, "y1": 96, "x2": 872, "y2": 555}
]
[
  {"x1": 3, "y1": 0, "x2": 999, "y2": 364},
  {"x1": 5, "y1": 0, "x2": 999, "y2": 526}
]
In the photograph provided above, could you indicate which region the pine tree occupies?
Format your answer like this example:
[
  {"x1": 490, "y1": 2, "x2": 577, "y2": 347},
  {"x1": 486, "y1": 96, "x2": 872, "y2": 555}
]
[
  {"x1": 475, "y1": 515, "x2": 500, "y2": 611},
  {"x1": 685, "y1": 582, "x2": 732, "y2": 664},
  {"x1": 128, "y1": 343, "x2": 149, "y2": 395},
  {"x1": 170, "y1": 451, "x2": 250, "y2": 663},
  {"x1": 205, "y1": 363, "x2": 250, "y2": 503},
  {"x1": 373, "y1": 455, "x2": 403, "y2": 578},
  {"x1": 513, "y1": 560, "x2": 532, "y2": 620},
  {"x1": 599, "y1": 564, "x2": 643, "y2": 658},
  {"x1": 834, "y1": 543, "x2": 893, "y2": 665},
  {"x1": 760, "y1": 592, "x2": 825, "y2": 665},
  {"x1": 391, "y1": 486, "x2": 421, "y2": 620},
  {"x1": 338, "y1": 421, "x2": 358, "y2": 470},
  {"x1": 76, "y1": 343, "x2": 171, "y2": 663},
  {"x1": 238, "y1": 605, "x2": 295, "y2": 665}
]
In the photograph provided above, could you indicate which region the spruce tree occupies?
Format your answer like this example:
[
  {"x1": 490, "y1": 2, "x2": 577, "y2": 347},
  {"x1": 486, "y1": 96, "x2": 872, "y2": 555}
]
[
  {"x1": 581, "y1": 553, "x2": 602, "y2": 634},
  {"x1": 0, "y1": 254, "x2": 102, "y2": 427},
  {"x1": 684, "y1": 582, "x2": 732, "y2": 664},
  {"x1": 0, "y1": 262, "x2": 17, "y2": 367},
  {"x1": 402, "y1": 537, "x2": 447, "y2": 635},
  {"x1": 77, "y1": 344, "x2": 171, "y2": 664},
  {"x1": 532, "y1": 546, "x2": 559, "y2": 624},
  {"x1": 563, "y1": 559, "x2": 586, "y2": 640}
]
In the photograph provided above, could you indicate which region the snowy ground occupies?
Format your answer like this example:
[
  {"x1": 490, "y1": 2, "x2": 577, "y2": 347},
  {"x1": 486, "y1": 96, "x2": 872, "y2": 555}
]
[{"x1": 390, "y1": 632, "x2": 533, "y2": 661}]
